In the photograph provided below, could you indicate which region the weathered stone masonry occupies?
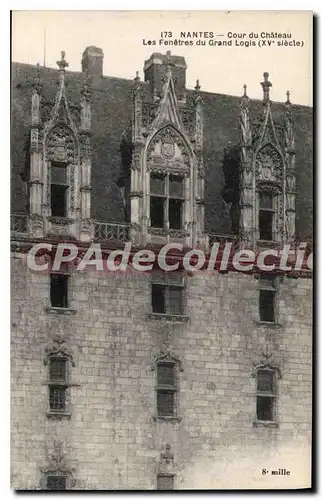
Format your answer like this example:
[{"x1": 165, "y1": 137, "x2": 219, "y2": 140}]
[{"x1": 11, "y1": 47, "x2": 312, "y2": 489}]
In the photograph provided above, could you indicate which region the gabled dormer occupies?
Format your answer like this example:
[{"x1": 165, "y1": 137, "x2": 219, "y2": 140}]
[
  {"x1": 239, "y1": 73, "x2": 296, "y2": 248},
  {"x1": 29, "y1": 51, "x2": 93, "y2": 241},
  {"x1": 129, "y1": 51, "x2": 205, "y2": 248}
]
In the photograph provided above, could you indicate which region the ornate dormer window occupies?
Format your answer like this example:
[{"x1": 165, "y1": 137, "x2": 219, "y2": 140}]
[
  {"x1": 129, "y1": 53, "x2": 205, "y2": 248},
  {"x1": 239, "y1": 74, "x2": 296, "y2": 248},
  {"x1": 28, "y1": 51, "x2": 93, "y2": 241}
]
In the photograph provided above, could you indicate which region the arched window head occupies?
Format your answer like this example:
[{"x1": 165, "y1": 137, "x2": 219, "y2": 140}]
[{"x1": 252, "y1": 363, "x2": 281, "y2": 427}]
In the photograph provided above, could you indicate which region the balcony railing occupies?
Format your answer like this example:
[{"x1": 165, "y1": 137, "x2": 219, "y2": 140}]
[
  {"x1": 94, "y1": 221, "x2": 131, "y2": 243},
  {"x1": 208, "y1": 233, "x2": 240, "y2": 248},
  {"x1": 10, "y1": 214, "x2": 28, "y2": 234}
]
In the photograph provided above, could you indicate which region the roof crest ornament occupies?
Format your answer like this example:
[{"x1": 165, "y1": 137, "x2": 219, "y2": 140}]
[{"x1": 260, "y1": 72, "x2": 272, "y2": 104}]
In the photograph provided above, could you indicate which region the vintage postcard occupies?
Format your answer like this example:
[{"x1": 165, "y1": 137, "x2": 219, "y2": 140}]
[{"x1": 11, "y1": 10, "x2": 313, "y2": 490}]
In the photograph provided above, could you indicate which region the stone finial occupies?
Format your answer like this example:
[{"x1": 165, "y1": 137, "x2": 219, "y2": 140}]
[
  {"x1": 260, "y1": 72, "x2": 272, "y2": 103},
  {"x1": 33, "y1": 62, "x2": 42, "y2": 93},
  {"x1": 195, "y1": 79, "x2": 201, "y2": 92},
  {"x1": 286, "y1": 90, "x2": 291, "y2": 105},
  {"x1": 134, "y1": 70, "x2": 140, "y2": 83},
  {"x1": 81, "y1": 80, "x2": 92, "y2": 102},
  {"x1": 243, "y1": 84, "x2": 248, "y2": 98},
  {"x1": 57, "y1": 50, "x2": 69, "y2": 71}
]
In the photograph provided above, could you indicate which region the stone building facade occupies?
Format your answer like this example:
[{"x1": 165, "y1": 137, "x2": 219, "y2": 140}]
[{"x1": 11, "y1": 48, "x2": 313, "y2": 490}]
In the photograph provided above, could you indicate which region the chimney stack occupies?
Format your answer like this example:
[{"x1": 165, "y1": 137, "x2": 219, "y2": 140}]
[
  {"x1": 81, "y1": 46, "x2": 103, "y2": 84},
  {"x1": 144, "y1": 52, "x2": 187, "y2": 100}
]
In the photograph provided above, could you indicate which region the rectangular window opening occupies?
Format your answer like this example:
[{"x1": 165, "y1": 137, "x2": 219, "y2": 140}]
[
  {"x1": 50, "y1": 274, "x2": 69, "y2": 308},
  {"x1": 51, "y1": 184, "x2": 68, "y2": 217},
  {"x1": 49, "y1": 386, "x2": 66, "y2": 412},
  {"x1": 157, "y1": 474, "x2": 174, "y2": 490},
  {"x1": 157, "y1": 363, "x2": 175, "y2": 387},
  {"x1": 150, "y1": 197, "x2": 165, "y2": 228},
  {"x1": 259, "y1": 289, "x2": 275, "y2": 322},
  {"x1": 157, "y1": 390, "x2": 175, "y2": 417},
  {"x1": 150, "y1": 174, "x2": 166, "y2": 196},
  {"x1": 152, "y1": 284, "x2": 166, "y2": 313},
  {"x1": 47, "y1": 476, "x2": 67, "y2": 490},
  {"x1": 167, "y1": 285, "x2": 183, "y2": 315},
  {"x1": 259, "y1": 210, "x2": 273, "y2": 241},
  {"x1": 49, "y1": 358, "x2": 67, "y2": 383},
  {"x1": 256, "y1": 395, "x2": 274, "y2": 422},
  {"x1": 169, "y1": 199, "x2": 183, "y2": 230}
]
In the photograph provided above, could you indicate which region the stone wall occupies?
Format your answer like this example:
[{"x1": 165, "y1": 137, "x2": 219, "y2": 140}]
[{"x1": 11, "y1": 252, "x2": 312, "y2": 489}]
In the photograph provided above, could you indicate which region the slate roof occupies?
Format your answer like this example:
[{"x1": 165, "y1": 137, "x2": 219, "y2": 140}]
[{"x1": 11, "y1": 62, "x2": 313, "y2": 240}]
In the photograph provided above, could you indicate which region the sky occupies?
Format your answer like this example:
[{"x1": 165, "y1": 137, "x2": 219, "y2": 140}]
[{"x1": 12, "y1": 10, "x2": 313, "y2": 105}]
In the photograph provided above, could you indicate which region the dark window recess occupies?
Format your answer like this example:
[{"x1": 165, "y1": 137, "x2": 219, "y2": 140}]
[
  {"x1": 257, "y1": 370, "x2": 274, "y2": 393},
  {"x1": 47, "y1": 476, "x2": 67, "y2": 490},
  {"x1": 157, "y1": 363, "x2": 175, "y2": 386},
  {"x1": 157, "y1": 390, "x2": 175, "y2": 417},
  {"x1": 50, "y1": 274, "x2": 69, "y2": 308},
  {"x1": 256, "y1": 395, "x2": 274, "y2": 421},
  {"x1": 169, "y1": 199, "x2": 183, "y2": 230},
  {"x1": 259, "y1": 289, "x2": 275, "y2": 322},
  {"x1": 259, "y1": 210, "x2": 273, "y2": 240},
  {"x1": 152, "y1": 284, "x2": 165, "y2": 313},
  {"x1": 157, "y1": 474, "x2": 174, "y2": 490},
  {"x1": 49, "y1": 386, "x2": 66, "y2": 412},
  {"x1": 150, "y1": 197, "x2": 164, "y2": 228},
  {"x1": 51, "y1": 184, "x2": 67, "y2": 217},
  {"x1": 49, "y1": 359, "x2": 67, "y2": 382}
]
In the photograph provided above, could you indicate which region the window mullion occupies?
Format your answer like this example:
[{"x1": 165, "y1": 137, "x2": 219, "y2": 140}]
[{"x1": 165, "y1": 175, "x2": 169, "y2": 229}]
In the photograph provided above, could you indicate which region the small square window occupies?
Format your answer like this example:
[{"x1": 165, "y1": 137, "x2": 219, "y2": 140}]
[
  {"x1": 157, "y1": 474, "x2": 174, "y2": 490},
  {"x1": 47, "y1": 475, "x2": 67, "y2": 490},
  {"x1": 151, "y1": 273, "x2": 184, "y2": 316},
  {"x1": 169, "y1": 175, "x2": 184, "y2": 198},
  {"x1": 50, "y1": 274, "x2": 69, "y2": 308},
  {"x1": 49, "y1": 386, "x2": 66, "y2": 412},
  {"x1": 157, "y1": 363, "x2": 175, "y2": 387},
  {"x1": 49, "y1": 358, "x2": 67, "y2": 383}
]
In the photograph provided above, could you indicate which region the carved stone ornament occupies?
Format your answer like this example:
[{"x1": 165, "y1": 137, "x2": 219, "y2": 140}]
[
  {"x1": 160, "y1": 444, "x2": 174, "y2": 465},
  {"x1": 147, "y1": 125, "x2": 190, "y2": 166},
  {"x1": 40, "y1": 439, "x2": 76, "y2": 488},
  {"x1": 161, "y1": 141, "x2": 175, "y2": 160},
  {"x1": 251, "y1": 349, "x2": 282, "y2": 379},
  {"x1": 255, "y1": 143, "x2": 284, "y2": 183},
  {"x1": 152, "y1": 348, "x2": 183, "y2": 372},
  {"x1": 46, "y1": 123, "x2": 76, "y2": 163},
  {"x1": 43, "y1": 338, "x2": 75, "y2": 366}
]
